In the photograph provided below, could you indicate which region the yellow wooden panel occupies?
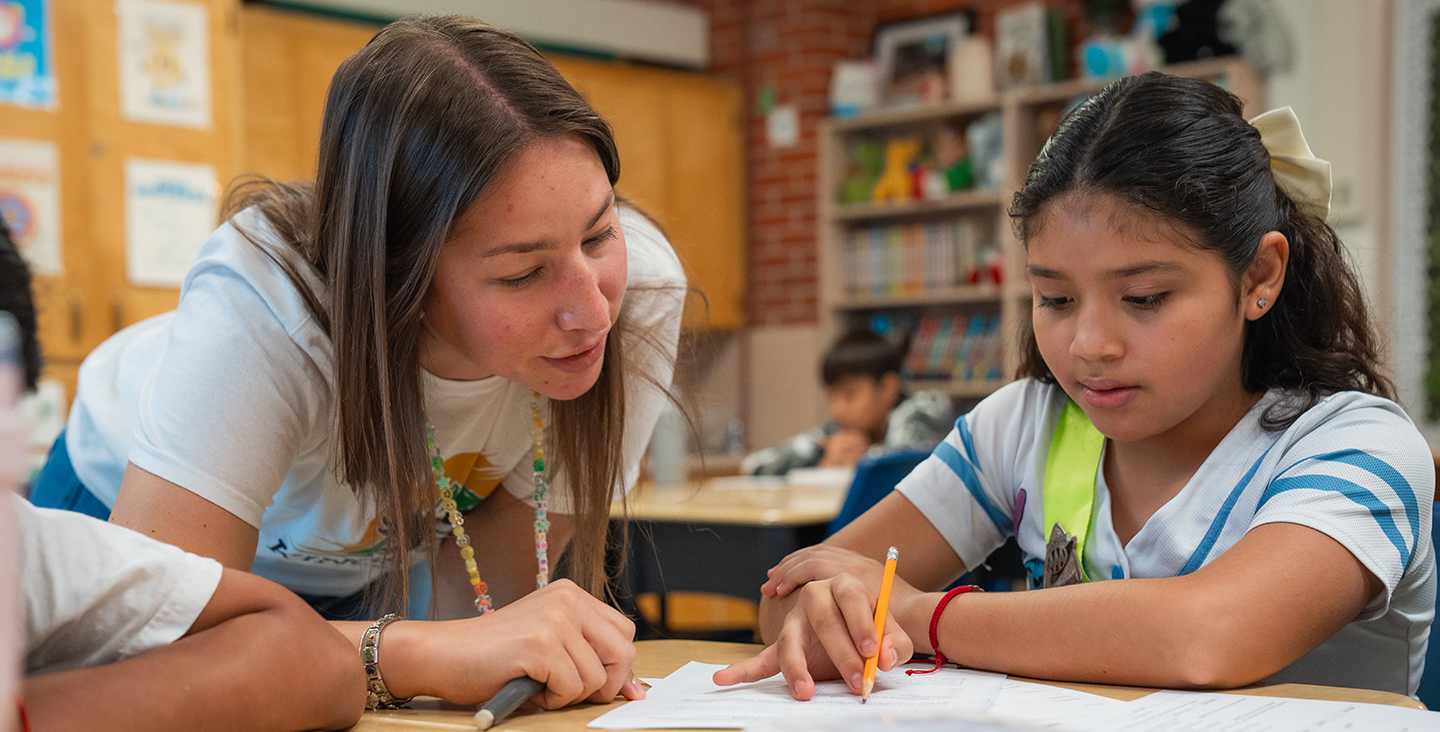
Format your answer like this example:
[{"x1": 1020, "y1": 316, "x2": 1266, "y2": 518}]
[
  {"x1": 238, "y1": 7, "x2": 377, "y2": 181},
  {"x1": 550, "y1": 56, "x2": 746, "y2": 330},
  {"x1": 5, "y1": 1, "x2": 102, "y2": 362},
  {"x1": 662, "y1": 76, "x2": 745, "y2": 330},
  {"x1": 81, "y1": 0, "x2": 244, "y2": 332}
]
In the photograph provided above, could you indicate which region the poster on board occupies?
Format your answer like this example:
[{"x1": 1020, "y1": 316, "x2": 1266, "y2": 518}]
[
  {"x1": 124, "y1": 158, "x2": 216, "y2": 287},
  {"x1": 0, "y1": 0, "x2": 57, "y2": 109},
  {"x1": 0, "y1": 137, "x2": 61, "y2": 276},
  {"x1": 116, "y1": 0, "x2": 210, "y2": 129}
]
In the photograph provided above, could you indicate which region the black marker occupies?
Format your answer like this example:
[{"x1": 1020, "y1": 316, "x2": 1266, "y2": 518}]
[{"x1": 473, "y1": 676, "x2": 545, "y2": 730}]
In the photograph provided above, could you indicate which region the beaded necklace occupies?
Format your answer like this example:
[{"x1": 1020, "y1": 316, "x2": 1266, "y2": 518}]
[{"x1": 425, "y1": 389, "x2": 551, "y2": 616}]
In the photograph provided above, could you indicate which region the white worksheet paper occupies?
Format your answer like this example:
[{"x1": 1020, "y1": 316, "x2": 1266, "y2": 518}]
[
  {"x1": 984, "y1": 679, "x2": 1131, "y2": 728},
  {"x1": 1087, "y1": 690, "x2": 1439, "y2": 732},
  {"x1": 590, "y1": 661, "x2": 1006, "y2": 729}
]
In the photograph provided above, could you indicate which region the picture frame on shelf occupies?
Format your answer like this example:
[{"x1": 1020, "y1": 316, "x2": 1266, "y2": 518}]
[
  {"x1": 995, "y1": 3, "x2": 1050, "y2": 88},
  {"x1": 874, "y1": 14, "x2": 969, "y2": 107}
]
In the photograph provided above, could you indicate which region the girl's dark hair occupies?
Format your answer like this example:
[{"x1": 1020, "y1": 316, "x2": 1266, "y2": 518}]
[
  {"x1": 222, "y1": 15, "x2": 647, "y2": 612},
  {"x1": 1010, "y1": 71, "x2": 1392, "y2": 430},
  {"x1": 0, "y1": 216, "x2": 41, "y2": 391}
]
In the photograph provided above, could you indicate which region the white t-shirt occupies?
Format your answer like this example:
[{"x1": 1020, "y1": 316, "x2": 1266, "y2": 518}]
[
  {"x1": 898, "y1": 378, "x2": 1436, "y2": 696},
  {"x1": 19, "y1": 494, "x2": 223, "y2": 676},
  {"x1": 65, "y1": 206, "x2": 685, "y2": 597}
]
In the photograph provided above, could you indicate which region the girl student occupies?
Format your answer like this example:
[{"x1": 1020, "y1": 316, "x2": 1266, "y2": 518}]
[
  {"x1": 715, "y1": 72, "x2": 1435, "y2": 699},
  {"x1": 32, "y1": 15, "x2": 685, "y2": 711}
]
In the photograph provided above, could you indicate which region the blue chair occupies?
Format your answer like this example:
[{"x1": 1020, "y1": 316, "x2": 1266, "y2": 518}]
[
  {"x1": 826, "y1": 449, "x2": 931, "y2": 536},
  {"x1": 1417, "y1": 502, "x2": 1440, "y2": 710}
]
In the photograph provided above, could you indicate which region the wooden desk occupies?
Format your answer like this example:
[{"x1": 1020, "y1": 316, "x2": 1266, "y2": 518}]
[
  {"x1": 617, "y1": 478, "x2": 848, "y2": 527},
  {"x1": 610, "y1": 478, "x2": 849, "y2": 635},
  {"x1": 348, "y1": 639, "x2": 1426, "y2": 730}
]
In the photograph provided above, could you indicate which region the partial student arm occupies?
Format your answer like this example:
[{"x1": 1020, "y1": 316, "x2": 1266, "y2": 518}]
[
  {"x1": 733, "y1": 492, "x2": 1379, "y2": 696},
  {"x1": 24, "y1": 567, "x2": 365, "y2": 732},
  {"x1": 109, "y1": 462, "x2": 260, "y2": 571}
]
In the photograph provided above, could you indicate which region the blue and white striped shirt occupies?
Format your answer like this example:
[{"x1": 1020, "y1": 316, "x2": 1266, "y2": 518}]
[{"x1": 898, "y1": 378, "x2": 1436, "y2": 696}]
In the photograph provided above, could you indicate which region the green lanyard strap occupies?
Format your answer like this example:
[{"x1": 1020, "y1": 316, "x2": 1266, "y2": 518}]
[{"x1": 1042, "y1": 400, "x2": 1105, "y2": 585}]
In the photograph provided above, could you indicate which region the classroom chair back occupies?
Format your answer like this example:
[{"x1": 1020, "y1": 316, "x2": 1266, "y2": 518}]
[
  {"x1": 826, "y1": 449, "x2": 931, "y2": 536},
  {"x1": 1418, "y1": 501, "x2": 1440, "y2": 710}
]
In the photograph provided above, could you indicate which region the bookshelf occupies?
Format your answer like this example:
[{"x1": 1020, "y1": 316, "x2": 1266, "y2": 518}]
[{"x1": 816, "y1": 57, "x2": 1264, "y2": 403}]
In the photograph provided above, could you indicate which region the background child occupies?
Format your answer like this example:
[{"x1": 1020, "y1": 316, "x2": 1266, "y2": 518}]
[
  {"x1": 742, "y1": 329, "x2": 953, "y2": 475},
  {"x1": 716, "y1": 72, "x2": 1434, "y2": 700}
]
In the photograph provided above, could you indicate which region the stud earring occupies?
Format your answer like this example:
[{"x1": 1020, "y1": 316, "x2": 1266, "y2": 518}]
[{"x1": 1257, "y1": 298, "x2": 1268, "y2": 309}]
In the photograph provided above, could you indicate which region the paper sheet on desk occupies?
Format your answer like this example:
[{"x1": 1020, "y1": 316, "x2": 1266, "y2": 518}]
[
  {"x1": 1071, "y1": 690, "x2": 1437, "y2": 732},
  {"x1": 985, "y1": 679, "x2": 1129, "y2": 728},
  {"x1": 589, "y1": 661, "x2": 1005, "y2": 729}
]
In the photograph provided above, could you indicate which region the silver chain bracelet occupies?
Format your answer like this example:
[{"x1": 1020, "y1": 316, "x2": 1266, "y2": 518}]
[{"x1": 360, "y1": 613, "x2": 413, "y2": 710}]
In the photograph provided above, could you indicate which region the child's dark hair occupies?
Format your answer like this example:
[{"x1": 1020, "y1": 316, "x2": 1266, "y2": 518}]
[
  {"x1": 822, "y1": 329, "x2": 903, "y2": 386},
  {"x1": 1009, "y1": 72, "x2": 1391, "y2": 430},
  {"x1": 0, "y1": 216, "x2": 41, "y2": 392}
]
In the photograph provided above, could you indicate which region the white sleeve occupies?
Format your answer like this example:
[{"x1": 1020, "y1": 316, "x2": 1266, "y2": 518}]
[
  {"x1": 1250, "y1": 394, "x2": 1435, "y2": 619},
  {"x1": 896, "y1": 379, "x2": 1054, "y2": 571},
  {"x1": 127, "y1": 220, "x2": 330, "y2": 528},
  {"x1": 614, "y1": 208, "x2": 686, "y2": 497},
  {"x1": 19, "y1": 495, "x2": 223, "y2": 676}
]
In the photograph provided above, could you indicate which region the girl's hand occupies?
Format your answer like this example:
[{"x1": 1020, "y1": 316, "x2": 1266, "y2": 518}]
[
  {"x1": 385, "y1": 579, "x2": 645, "y2": 708},
  {"x1": 713, "y1": 573, "x2": 915, "y2": 700},
  {"x1": 761, "y1": 544, "x2": 886, "y2": 599}
]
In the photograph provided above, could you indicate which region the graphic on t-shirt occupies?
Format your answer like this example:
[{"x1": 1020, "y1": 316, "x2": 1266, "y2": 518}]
[
  {"x1": 299, "y1": 451, "x2": 510, "y2": 556},
  {"x1": 442, "y1": 451, "x2": 508, "y2": 513}
]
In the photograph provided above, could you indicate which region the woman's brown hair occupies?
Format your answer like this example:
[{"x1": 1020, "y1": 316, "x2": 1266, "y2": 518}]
[
  {"x1": 224, "y1": 15, "x2": 654, "y2": 611},
  {"x1": 1009, "y1": 72, "x2": 1392, "y2": 430}
]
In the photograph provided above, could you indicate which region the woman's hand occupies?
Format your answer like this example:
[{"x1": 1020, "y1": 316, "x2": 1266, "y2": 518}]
[
  {"x1": 714, "y1": 572, "x2": 917, "y2": 701},
  {"x1": 379, "y1": 579, "x2": 645, "y2": 708}
]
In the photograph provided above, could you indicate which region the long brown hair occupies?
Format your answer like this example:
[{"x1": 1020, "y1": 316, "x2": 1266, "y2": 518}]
[
  {"x1": 1009, "y1": 72, "x2": 1392, "y2": 430},
  {"x1": 224, "y1": 15, "x2": 652, "y2": 611}
]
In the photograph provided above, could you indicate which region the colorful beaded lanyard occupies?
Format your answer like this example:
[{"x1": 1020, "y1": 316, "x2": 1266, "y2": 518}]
[{"x1": 425, "y1": 389, "x2": 551, "y2": 615}]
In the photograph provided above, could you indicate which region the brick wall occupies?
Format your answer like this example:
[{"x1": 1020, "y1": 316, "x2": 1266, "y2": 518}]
[{"x1": 686, "y1": 0, "x2": 1089, "y2": 327}]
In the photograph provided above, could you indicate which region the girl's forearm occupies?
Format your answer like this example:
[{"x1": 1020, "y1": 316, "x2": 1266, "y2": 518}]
[{"x1": 894, "y1": 577, "x2": 1256, "y2": 689}]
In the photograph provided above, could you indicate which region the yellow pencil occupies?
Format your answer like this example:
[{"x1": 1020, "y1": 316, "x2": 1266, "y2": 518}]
[{"x1": 861, "y1": 546, "x2": 898, "y2": 703}]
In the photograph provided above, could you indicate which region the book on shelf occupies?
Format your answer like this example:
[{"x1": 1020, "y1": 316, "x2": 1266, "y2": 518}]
[
  {"x1": 843, "y1": 219, "x2": 987, "y2": 299},
  {"x1": 900, "y1": 313, "x2": 1005, "y2": 384}
]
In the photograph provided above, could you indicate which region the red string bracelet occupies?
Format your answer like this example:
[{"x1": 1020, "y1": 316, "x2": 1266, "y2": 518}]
[
  {"x1": 16, "y1": 695, "x2": 30, "y2": 732},
  {"x1": 905, "y1": 585, "x2": 980, "y2": 675}
]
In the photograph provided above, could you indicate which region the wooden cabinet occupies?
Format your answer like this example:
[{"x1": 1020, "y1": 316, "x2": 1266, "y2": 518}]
[
  {"x1": 816, "y1": 57, "x2": 1263, "y2": 402},
  {"x1": 238, "y1": 7, "x2": 746, "y2": 330},
  {"x1": 549, "y1": 56, "x2": 746, "y2": 330},
  {"x1": 2, "y1": 0, "x2": 241, "y2": 403}
]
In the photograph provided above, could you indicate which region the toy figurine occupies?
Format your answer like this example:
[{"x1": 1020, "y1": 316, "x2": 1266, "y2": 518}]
[
  {"x1": 839, "y1": 140, "x2": 885, "y2": 204},
  {"x1": 871, "y1": 137, "x2": 922, "y2": 203},
  {"x1": 933, "y1": 125, "x2": 974, "y2": 193}
]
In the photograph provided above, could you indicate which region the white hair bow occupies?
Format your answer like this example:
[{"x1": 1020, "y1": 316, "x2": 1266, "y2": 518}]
[{"x1": 1247, "y1": 106, "x2": 1331, "y2": 221}]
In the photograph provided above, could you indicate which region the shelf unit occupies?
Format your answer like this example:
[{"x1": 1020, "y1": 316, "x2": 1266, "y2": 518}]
[{"x1": 816, "y1": 57, "x2": 1265, "y2": 402}]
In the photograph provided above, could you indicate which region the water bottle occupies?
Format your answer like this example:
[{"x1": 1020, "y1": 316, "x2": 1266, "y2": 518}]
[{"x1": 648, "y1": 400, "x2": 688, "y2": 486}]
